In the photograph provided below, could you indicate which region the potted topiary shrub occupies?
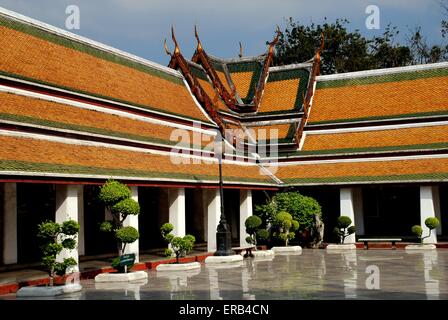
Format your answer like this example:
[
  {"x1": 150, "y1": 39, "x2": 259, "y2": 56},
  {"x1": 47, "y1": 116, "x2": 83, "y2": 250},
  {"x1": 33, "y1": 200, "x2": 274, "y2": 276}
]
[
  {"x1": 17, "y1": 219, "x2": 82, "y2": 297},
  {"x1": 94, "y1": 180, "x2": 147, "y2": 282},
  {"x1": 406, "y1": 217, "x2": 440, "y2": 251},
  {"x1": 244, "y1": 216, "x2": 274, "y2": 258},
  {"x1": 327, "y1": 216, "x2": 357, "y2": 251},
  {"x1": 271, "y1": 211, "x2": 302, "y2": 254},
  {"x1": 156, "y1": 223, "x2": 200, "y2": 271}
]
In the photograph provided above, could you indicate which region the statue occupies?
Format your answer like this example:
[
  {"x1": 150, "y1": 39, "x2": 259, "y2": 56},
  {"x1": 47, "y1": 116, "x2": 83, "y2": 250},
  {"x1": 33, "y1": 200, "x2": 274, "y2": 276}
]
[{"x1": 310, "y1": 214, "x2": 324, "y2": 248}]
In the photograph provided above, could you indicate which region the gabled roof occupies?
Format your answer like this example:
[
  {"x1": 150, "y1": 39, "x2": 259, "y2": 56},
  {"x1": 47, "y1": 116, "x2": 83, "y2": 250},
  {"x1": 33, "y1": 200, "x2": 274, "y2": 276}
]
[
  {"x1": 309, "y1": 62, "x2": 448, "y2": 125},
  {"x1": 0, "y1": 9, "x2": 212, "y2": 124}
]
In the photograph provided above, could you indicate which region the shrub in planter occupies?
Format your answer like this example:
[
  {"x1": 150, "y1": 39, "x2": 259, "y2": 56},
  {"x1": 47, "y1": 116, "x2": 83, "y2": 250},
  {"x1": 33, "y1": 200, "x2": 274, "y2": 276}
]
[
  {"x1": 160, "y1": 223, "x2": 196, "y2": 264},
  {"x1": 245, "y1": 215, "x2": 263, "y2": 249},
  {"x1": 37, "y1": 219, "x2": 80, "y2": 286},
  {"x1": 272, "y1": 211, "x2": 299, "y2": 246},
  {"x1": 333, "y1": 216, "x2": 356, "y2": 244},
  {"x1": 98, "y1": 179, "x2": 140, "y2": 272},
  {"x1": 256, "y1": 229, "x2": 270, "y2": 245},
  {"x1": 255, "y1": 192, "x2": 322, "y2": 245},
  {"x1": 412, "y1": 217, "x2": 440, "y2": 244}
]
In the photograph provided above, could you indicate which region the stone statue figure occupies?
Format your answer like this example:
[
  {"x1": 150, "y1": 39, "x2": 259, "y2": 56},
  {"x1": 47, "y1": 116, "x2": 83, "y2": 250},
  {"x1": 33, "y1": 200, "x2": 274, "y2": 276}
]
[{"x1": 310, "y1": 214, "x2": 324, "y2": 248}]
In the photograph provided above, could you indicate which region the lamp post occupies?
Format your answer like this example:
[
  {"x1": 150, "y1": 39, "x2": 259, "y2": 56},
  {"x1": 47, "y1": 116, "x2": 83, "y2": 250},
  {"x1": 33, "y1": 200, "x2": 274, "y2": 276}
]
[{"x1": 214, "y1": 134, "x2": 233, "y2": 256}]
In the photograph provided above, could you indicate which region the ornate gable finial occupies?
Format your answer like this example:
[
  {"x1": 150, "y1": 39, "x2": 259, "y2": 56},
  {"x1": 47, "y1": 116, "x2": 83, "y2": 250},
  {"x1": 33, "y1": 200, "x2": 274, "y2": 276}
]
[
  {"x1": 239, "y1": 42, "x2": 243, "y2": 58},
  {"x1": 171, "y1": 25, "x2": 180, "y2": 55},
  {"x1": 194, "y1": 25, "x2": 203, "y2": 52},
  {"x1": 163, "y1": 39, "x2": 172, "y2": 56},
  {"x1": 268, "y1": 25, "x2": 281, "y2": 54},
  {"x1": 315, "y1": 32, "x2": 325, "y2": 75}
]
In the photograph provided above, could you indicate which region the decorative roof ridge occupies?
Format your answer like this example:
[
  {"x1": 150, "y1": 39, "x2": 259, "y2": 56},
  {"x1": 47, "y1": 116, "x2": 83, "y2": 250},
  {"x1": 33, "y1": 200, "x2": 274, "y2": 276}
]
[
  {"x1": 317, "y1": 61, "x2": 448, "y2": 82},
  {"x1": 185, "y1": 59, "x2": 206, "y2": 70},
  {"x1": 207, "y1": 53, "x2": 267, "y2": 64},
  {"x1": 0, "y1": 7, "x2": 182, "y2": 79},
  {"x1": 269, "y1": 62, "x2": 314, "y2": 72}
]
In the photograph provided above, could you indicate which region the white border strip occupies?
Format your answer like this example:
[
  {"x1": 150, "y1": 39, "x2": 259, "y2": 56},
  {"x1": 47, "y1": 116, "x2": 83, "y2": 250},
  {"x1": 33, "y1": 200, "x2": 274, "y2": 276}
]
[
  {"x1": 317, "y1": 61, "x2": 448, "y2": 82},
  {"x1": 0, "y1": 7, "x2": 181, "y2": 79}
]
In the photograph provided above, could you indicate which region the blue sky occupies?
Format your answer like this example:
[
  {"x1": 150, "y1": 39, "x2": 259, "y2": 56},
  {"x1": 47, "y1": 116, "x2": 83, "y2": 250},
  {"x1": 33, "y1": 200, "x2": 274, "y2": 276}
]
[{"x1": 0, "y1": 0, "x2": 446, "y2": 66}]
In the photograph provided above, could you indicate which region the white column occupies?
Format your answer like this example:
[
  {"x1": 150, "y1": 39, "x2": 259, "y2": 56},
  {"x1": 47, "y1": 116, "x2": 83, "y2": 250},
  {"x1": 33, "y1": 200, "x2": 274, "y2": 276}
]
[
  {"x1": 353, "y1": 188, "x2": 364, "y2": 236},
  {"x1": 168, "y1": 188, "x2": 185, "y2": 237},
  {"x1": 123, "y1": 186, "x2": 139, "y2": 262},
  {"x1": 340, "y1": 188, "x2": 356, "y2": 244},
  {"x1": 55, "y1": 185, "x2": 80, "y2": 264},
  {"x1": 239, "y1": 189, "x2": 253, "y2": 246},
  {"x1": 420, "y1": 186, "x2": 439, "y2": 243},
  {"x1": 77, "y1": 185, "x2": 85, "y2": 256},
  {"x1": 3, "y1": 183, "x2": 17, "y2": 265},
  {"x1": 206, "y1": 189, "x2": 221, "y2": 252}
]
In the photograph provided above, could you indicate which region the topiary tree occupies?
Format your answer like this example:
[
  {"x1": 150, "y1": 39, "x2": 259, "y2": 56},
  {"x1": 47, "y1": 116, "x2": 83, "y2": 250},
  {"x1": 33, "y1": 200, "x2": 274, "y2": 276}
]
[
  {"x1": 255, "y1": 192, "x2": 322, "y2": 245},
  {"x1": 256, "y1": 229, "x2": 270, "y2": 245},
  {"x1": 412, "y1": 217, "x2": 440, "y2": 244},
  {"x1": 37, "y1": 219, "x2": 79, "y2": 286},
  {"x1": 333, "y1": 216, "x2": 356, "y2": 244},
  {"x1": 245, "y1": 215, "x2": 262, "y2": 249},
  {"x1": 160, "y1": 223, "x2": 196, "y2": 264},
  {"x1": 272, "y1": 211, "x2": 299, "y2": 246},
  {"x1": 98, "y1": 179, "x2": 140, "y2": 272}
]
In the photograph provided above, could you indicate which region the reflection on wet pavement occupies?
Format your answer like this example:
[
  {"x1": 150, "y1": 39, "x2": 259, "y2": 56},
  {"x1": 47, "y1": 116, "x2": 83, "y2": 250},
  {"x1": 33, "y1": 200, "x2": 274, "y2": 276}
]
[{"x1": 4, "y1": 250, "x2": 448, "y2": 300}]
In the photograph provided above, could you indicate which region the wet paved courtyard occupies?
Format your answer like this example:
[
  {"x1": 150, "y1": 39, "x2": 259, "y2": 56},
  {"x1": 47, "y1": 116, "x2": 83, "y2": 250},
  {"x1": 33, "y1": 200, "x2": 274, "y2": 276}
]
[{"x1": 3, "y1": 249, "x2": 448, "y2": 300}]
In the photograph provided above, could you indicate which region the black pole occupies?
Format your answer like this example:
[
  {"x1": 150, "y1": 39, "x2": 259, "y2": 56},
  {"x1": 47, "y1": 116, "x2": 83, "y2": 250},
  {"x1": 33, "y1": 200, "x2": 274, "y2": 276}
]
[{"x1": 214, "y1": 137, "x2": 233, "y2": 256}]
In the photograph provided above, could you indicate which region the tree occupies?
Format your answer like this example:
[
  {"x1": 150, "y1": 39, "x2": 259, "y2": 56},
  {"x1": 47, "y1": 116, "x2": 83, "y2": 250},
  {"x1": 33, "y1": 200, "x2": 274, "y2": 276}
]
[
  {"x1": 255, "y1": 191, "x2": 322, "y2": 233},
  {"x1": 37, "y1": 220, "x2": 79, "y2": 286},
  {"x1": 272, "y1": 211, "x2": 299, "y2": 246},
  {"x1": 442, "y1": 0, "x2": 448, "y2": 38},
  {"x1": 98, "y1": 179, "x2": 140, "y2": 271},
  {"x1": 245, "y1": 215, "x2": 263, "y2": 249},
  {"x1": 275, "y1": 18, "x2": 372, "y2": 74},
  {"x1": 412, "y1": 217, "x2": 440, "y2": 244},
  {"x1": 160, "y1": 223, "x2": 196, "y2": 264},
  {"x1": 370, "y1": 24, "x2": 412, "y2": 68},
  {"x1": 333, "y1": 216, "x2": 356, "y2": 244}
]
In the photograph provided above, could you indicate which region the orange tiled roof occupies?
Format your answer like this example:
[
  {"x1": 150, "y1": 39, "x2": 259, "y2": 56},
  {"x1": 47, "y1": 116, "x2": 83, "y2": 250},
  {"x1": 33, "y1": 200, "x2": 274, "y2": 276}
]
[
  {"x1": 0, "y1": 16, "x2": 210, "y2": 122},
  {"x1": 277, "y1": 157, "x2": 448, "y2": 184},
  {"x1": 0, "y1": 134, "x2": 273, "y2": 184},
  {"x1": 302, "y1": 124, "x2": 448, "y2": 154},
  {"x1": 230, "y1": 72, "x2": 254, "y2": 99},
  {"x1": 0, "y1": 92, "x2": 214, "y2": 148},
  {"x1": 246, "y1": 123, "x2": 294, "y2": 141},
  {"x1": 258, "y1": 79, "x2": 300, "y2": 113},
  {"x1": 309, "y1": 67, "x2": 448, "y2": 124}
]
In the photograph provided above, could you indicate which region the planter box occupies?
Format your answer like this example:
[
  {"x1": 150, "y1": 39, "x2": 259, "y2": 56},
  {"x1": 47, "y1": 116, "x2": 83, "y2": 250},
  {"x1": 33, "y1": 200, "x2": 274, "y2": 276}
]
[
  {"x1": 16, "y1": 283, "x2": 82, "y2": 297},
  {"x1": 252, "y1": 250, "x2": 274, "y2": 258},
  {"x1": 271, "y1": 246, "x2": 302, "y2": 255},
  {"x1": 326, "y1": 244, "x2": 357, "y2": 251},
  {"x1": 405, "y1": 244, "x2": 437, "y2": 251},
  {"x1": 204, "y1": 255, "x2": 243, "y2": 265},
  {"x1": 156, "y1": 262, "x2": 201, "y2": 271},
  {"x1": 94, "y1": 270, "x2": 148, "y2": 283}
]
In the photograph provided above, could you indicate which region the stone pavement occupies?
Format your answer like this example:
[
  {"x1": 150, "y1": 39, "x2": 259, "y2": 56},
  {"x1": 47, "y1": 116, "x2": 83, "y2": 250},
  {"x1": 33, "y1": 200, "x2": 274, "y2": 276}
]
[{"x1": 2, "y1": 249, "x2": 447, "y2": 300}]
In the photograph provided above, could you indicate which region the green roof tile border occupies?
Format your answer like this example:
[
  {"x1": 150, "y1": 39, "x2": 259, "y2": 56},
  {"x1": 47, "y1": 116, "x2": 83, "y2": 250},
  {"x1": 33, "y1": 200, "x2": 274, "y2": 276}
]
[
  {"x1": 0, "y1": 15, "x2": 183, "y2": 85},
  {"x1": 0, "y1": 160, "x2": 273, "y2": 184},
  {"x1": 316, "y1": 67, "x2": 448, "y2": 89}
]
